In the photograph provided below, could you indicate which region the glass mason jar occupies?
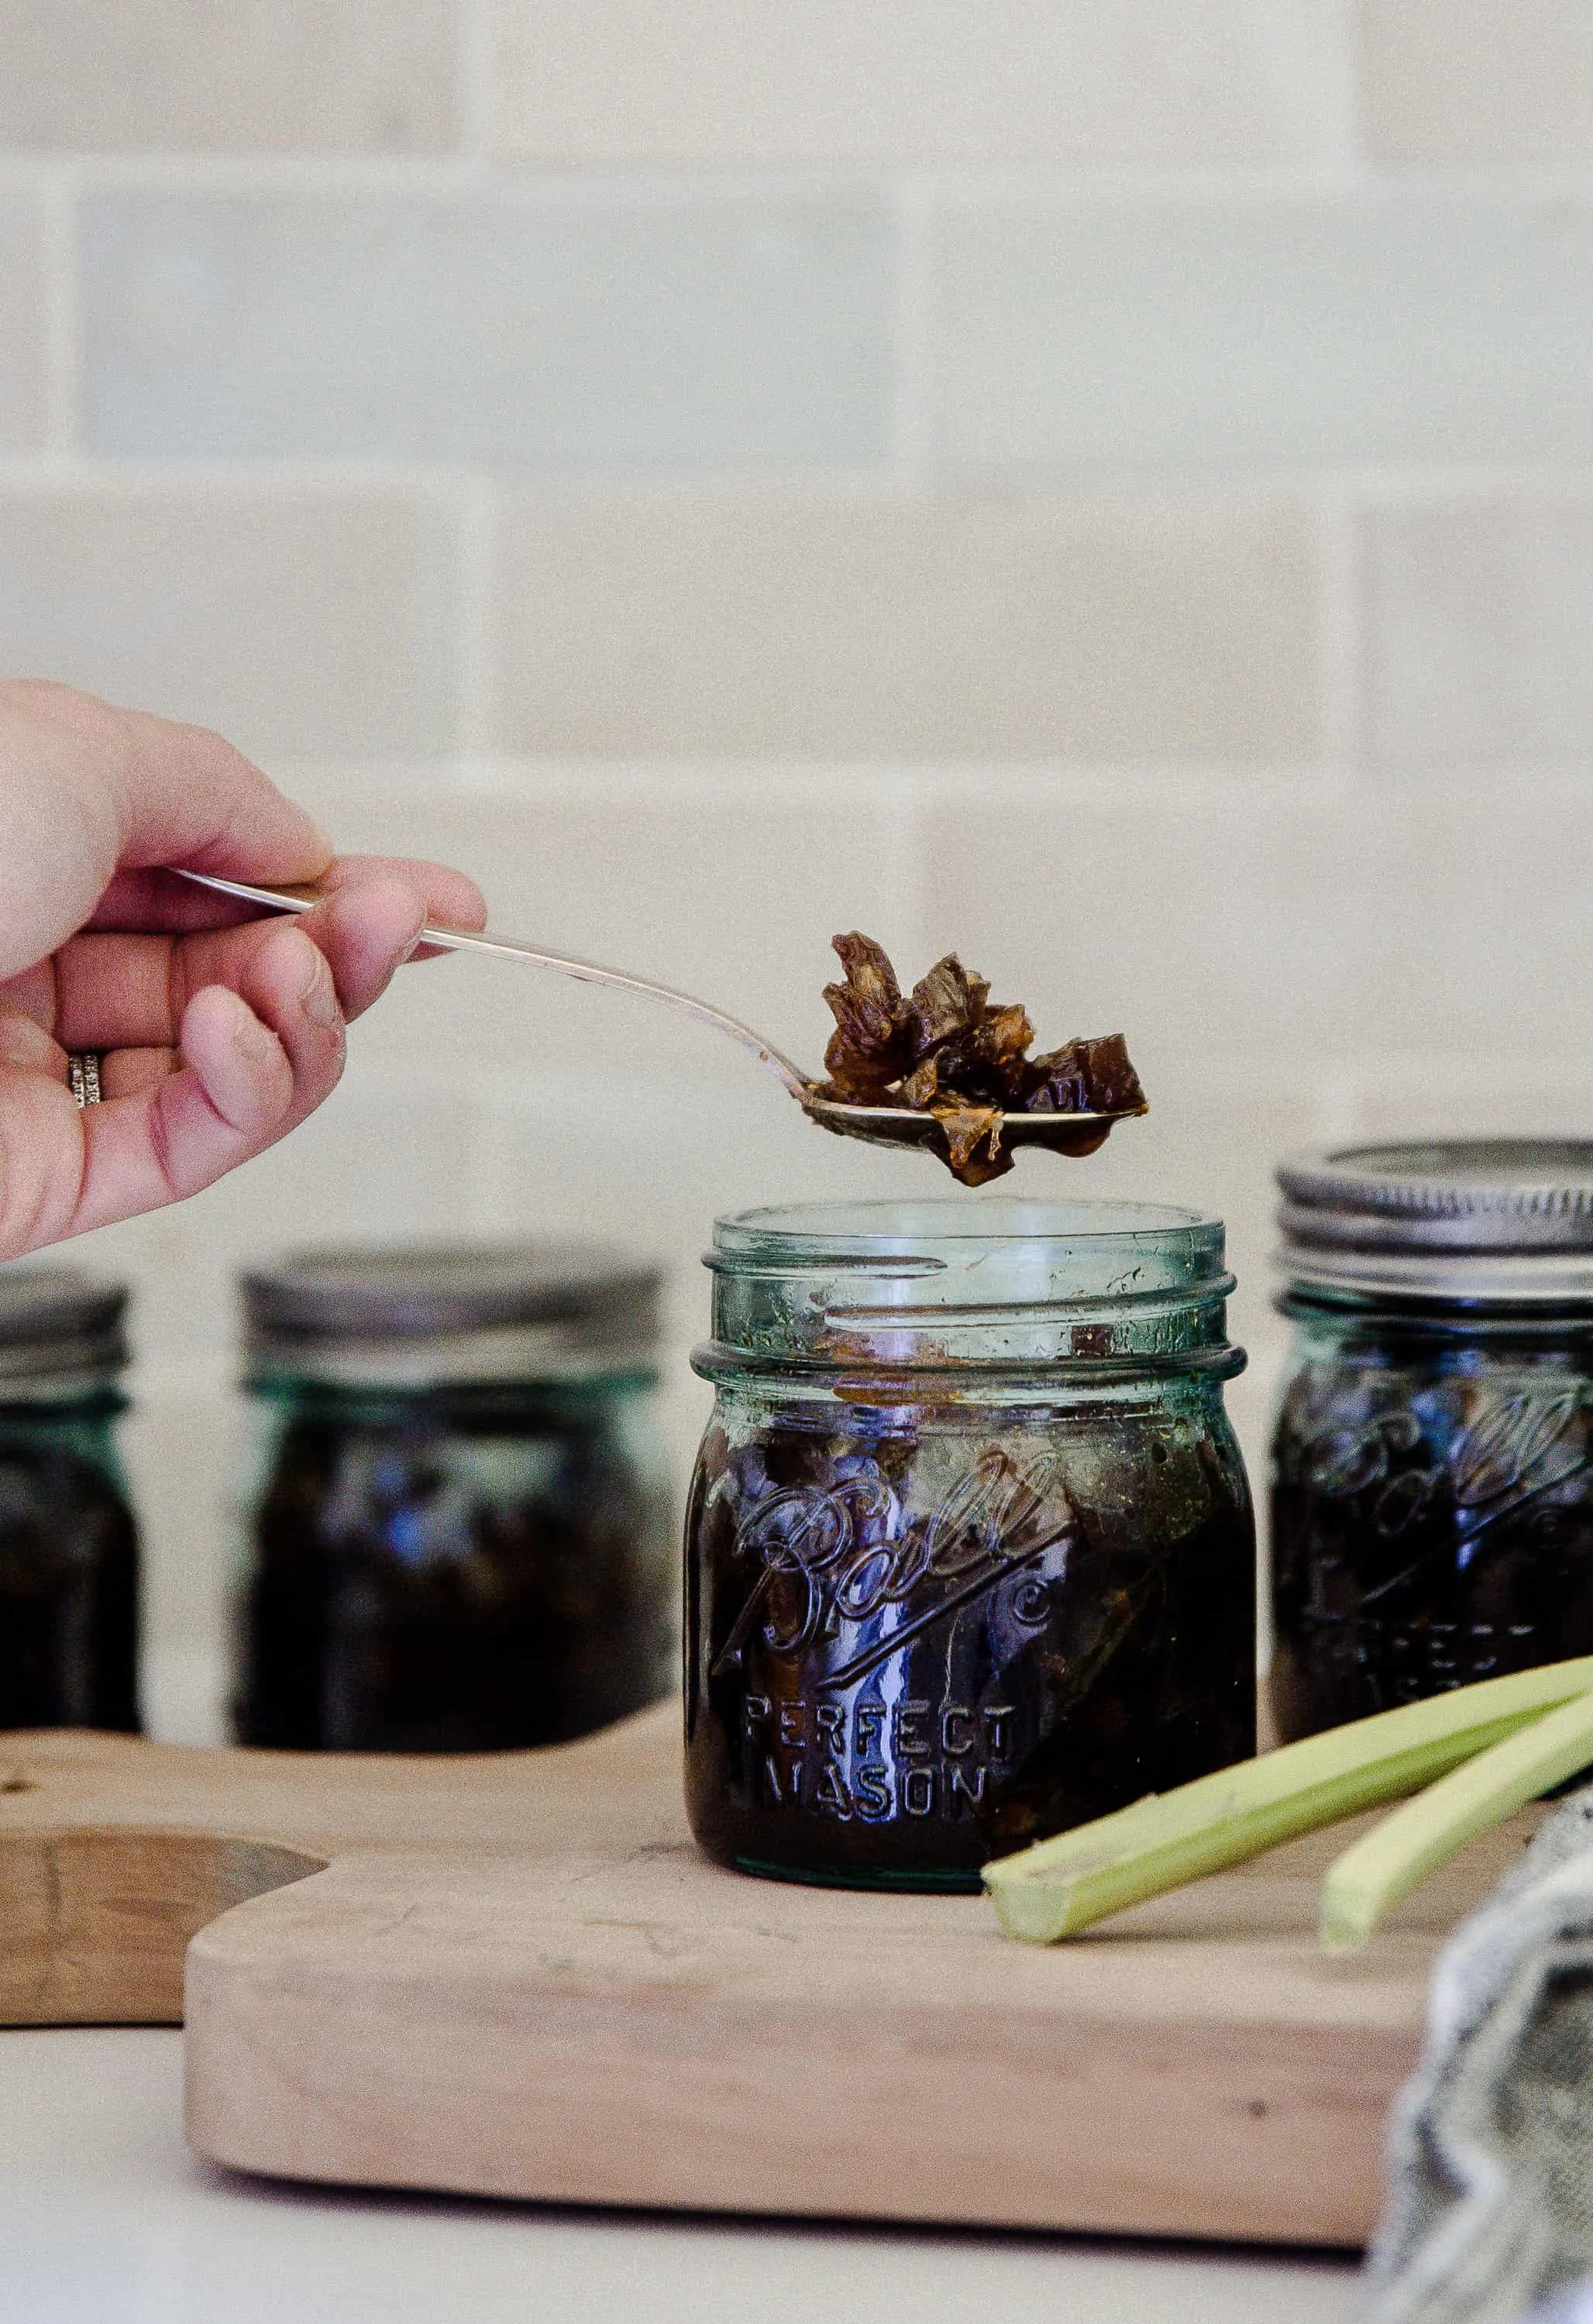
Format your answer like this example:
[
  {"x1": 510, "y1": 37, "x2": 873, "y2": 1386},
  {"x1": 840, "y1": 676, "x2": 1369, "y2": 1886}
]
[
  {"x1": 232, "y1": 1245, "x2": 675, "y2": 1752},
  {"x1": 685, "y1": 1199, "x2": 1254, "y2": 1890},
  {"x1": 0, "y1": 1269, "x2": 139, "y2": 1731},
  {"x1": 1271, "y1": 1140, "x2": 1593, "y2": 1743}
]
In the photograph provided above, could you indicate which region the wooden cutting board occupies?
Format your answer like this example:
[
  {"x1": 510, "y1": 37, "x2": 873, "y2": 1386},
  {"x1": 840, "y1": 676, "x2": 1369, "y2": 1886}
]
[{"x1": 0, "y1": 1704, "x2": 1530, "y2": 2247}]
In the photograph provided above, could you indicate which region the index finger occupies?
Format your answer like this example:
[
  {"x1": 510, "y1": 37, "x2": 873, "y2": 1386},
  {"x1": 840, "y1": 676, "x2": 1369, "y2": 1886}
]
[
  {"x1": 109, "y1": 698, "x2": 334, "y2": 882},
  {"x1": 84, "y1": 860, "x2": 489, "y2": 950}
]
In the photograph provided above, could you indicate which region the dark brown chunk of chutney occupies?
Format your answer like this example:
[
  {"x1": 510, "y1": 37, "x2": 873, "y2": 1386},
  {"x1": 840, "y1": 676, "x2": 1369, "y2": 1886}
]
[{"x1": 814, "y1": 933, "x2": 1146, "y2": 1186}]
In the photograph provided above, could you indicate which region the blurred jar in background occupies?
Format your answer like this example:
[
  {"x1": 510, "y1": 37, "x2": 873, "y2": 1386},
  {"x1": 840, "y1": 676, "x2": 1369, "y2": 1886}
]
[
  {"x1": 1271, "y1": 1142, "x2": 1593, "y2": 1742},
  {"x1": 233, "y1": 1246, "x2": 673, "y2": 1752},
  {"x1": 0, "y1": 1270, "x2": 140, "y2": 1732}
]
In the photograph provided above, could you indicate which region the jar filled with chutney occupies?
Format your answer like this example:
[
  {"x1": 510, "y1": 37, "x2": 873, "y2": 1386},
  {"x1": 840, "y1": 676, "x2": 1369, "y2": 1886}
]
[
  {"x1": 0, "y1": 1268, "x2": 140, "y2": 1731},
  {"x1": 685, "y1": 1199, "x2": 1255, "y2": 1889},
  {"x1": 1271, "y1": 1140, "x2": 1593, "y2": 1742},
  {"x1": 233, "y1": 1245, "x2": 674, "y2": 1752}
]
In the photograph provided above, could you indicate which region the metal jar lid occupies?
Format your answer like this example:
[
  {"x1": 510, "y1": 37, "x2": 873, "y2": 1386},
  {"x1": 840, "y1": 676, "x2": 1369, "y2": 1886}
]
[
  {"x1": 0, "y1": 1268, "x2": 129, "y2": 1386},
  {"x1": 1278, "y1": 1140, "x2": 1593, "y2": 1303},
  {"x1": 243, "y1": 1243, "x2": 662, "y2": 1386}
]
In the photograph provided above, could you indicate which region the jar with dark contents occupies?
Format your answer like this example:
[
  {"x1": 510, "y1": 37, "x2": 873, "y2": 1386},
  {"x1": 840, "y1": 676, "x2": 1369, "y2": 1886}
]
[
  {"x1": 0, "y1": 1270, "x2": 140, "y2": 1731},
  {"x1": 1271, "y1": 1141, "x2": 1593, "y2": 1744},
  {"x1": 232, "y1": 1246, "x2": 674, "y2": 1752},
  {"x1": 685, "y1": 1200, "x2": 1254, "y2": 1890}
]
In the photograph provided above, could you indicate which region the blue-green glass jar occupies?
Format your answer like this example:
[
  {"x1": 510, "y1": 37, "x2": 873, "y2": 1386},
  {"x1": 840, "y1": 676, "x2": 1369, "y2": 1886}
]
[
  {"x1": 685, "y1": 1199, "x2": 1254, "y2": 1890},
  {"x1": 1271, "y1": 1140, "x2": 1593, "y2": 1741},
  {"x1": 233, "y1": 1246, "x2": 674, "y2": 1752},
  {"x1": 0, "y1": 1269, "x2": 139, "y2": 1731}
]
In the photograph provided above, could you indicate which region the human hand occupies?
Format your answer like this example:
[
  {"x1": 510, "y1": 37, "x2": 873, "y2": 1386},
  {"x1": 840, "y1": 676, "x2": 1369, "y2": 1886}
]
[{"x1": 0, "y1": 682, "x2": 486, "y2": 1260}]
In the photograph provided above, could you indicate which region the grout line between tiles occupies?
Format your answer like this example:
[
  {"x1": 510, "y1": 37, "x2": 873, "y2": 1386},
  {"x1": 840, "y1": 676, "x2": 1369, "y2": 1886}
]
[
  {"x1": 456, "y1": 0, "x2": 496, "y2": 163},
  {"x1": 882, "y1": 161, "x2": 1593, "y2": 203},
  {"x1": 1316, "y1": 483, "x2": 1361, "y2": 772},
  {"x1": 0, "y1": 454, "x2": 489, "y2": 494},
  {"x1": 886, "y1": 178, "x2": 934, "y2": 491},
  {"x1": 42, "y1": 153, "x2": 1593, "y2": 200},
  {"x1": 455, "y1": 470, "x2": 498, "y2": 753},
  {"x1": 36, "y1": 163, "x2": 80, "y2": 457},
  {"x1": 1333, "y1": 0, "x2": 1372, "y2": 187},
  {"x1": 277, "y1": 758, "x2": 1573, "y2": 818},
  {"x1": 5, "y1": 456, "x2": 1593, "y2": 502},
  {"x1": 46, "y1": 154, "x2": 901, "y2": 200},
  {"x1": 872, "y1": 768, "x2": 933, "y2": 968}
]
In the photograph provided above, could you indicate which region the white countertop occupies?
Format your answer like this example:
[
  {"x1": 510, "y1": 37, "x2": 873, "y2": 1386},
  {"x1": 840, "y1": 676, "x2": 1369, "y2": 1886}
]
[{"x1": 0, "y1": 2027, "x2": 1364, "y2": 2324}]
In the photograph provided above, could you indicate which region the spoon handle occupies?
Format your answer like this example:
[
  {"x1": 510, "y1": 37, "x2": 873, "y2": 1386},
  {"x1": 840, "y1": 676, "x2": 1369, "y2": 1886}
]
[{"x1": 173, "y1": 868, "x2": 811, "y2": 1097}]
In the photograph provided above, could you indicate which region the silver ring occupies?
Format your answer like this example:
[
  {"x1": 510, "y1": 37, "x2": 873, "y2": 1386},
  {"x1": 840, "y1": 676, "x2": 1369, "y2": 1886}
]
[{"x1": 68, "y1": 1053, "x2": 104, "y2": 1107}]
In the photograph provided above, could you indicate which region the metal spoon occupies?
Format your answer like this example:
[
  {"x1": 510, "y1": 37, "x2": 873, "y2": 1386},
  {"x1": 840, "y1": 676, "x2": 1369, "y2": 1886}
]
[{"x1": 173, "y1": 869, "x2": 1144, "y2": 1157}]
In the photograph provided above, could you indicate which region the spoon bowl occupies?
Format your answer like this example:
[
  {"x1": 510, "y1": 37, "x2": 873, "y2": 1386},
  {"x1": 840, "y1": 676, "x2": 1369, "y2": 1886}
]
[
  {"x1": 173, "y1": 870, "x2": 1145, "y2": 1163},
  {"x1": 800, "y1": 1092, "x2": 1143, "y2": 1156}
]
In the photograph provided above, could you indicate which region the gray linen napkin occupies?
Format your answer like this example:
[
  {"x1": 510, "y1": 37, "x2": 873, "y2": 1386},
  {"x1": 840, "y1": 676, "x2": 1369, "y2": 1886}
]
[{"x1": 1366, "y1": 1787, "x2": 1593, "y2": 2324}]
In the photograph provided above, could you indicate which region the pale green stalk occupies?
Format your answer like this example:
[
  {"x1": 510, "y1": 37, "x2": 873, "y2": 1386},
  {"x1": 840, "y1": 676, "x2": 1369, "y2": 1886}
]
[
  {"x1": 1321, "y1": 1686, "x2": 1593, "y2": 1952},
  {"x1": 982, "y1": 1659, "x2": 1593, "y2": 1944}
]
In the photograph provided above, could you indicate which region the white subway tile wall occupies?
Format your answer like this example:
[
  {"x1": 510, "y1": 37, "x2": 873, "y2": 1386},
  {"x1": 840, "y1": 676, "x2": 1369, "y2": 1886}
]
[
  {"x1": 490, "y1": 1, "x2": 1357, "y2": 165},
  {"x1": 0, "y1": 186, "x2": 46, "y2": 450},
  {"x1": 0, "y1": 486, "x2": 461, "y2": 755},
  {"x1": 927, "y1": 194, "x2": 1593, "y2": 470},
  {"x1": 1360, "y1": 1, "x2": 1593, "y2": 163},
  {"x1": 492, "y1": 490, "x2": 1321, "y2": 759},
  {"x1": 0, "y1": 0, "x2": 1587, "y2": 1736},
  {"x1": 1364, "y1": 497, "x2": 1593, "y2": 769},
  {"x1": 0, "y1": 2, "x2": 460, "y2": 153},
  {"x1": 82, "y1": 191, "x2": 896, "y2": 465}
]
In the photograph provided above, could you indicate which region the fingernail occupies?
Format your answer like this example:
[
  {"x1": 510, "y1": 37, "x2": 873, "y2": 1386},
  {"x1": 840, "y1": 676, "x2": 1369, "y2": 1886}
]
[
  {"x1": 229, "y1": 995, "x2": 276, "y2": 1061},
  {"x1": 0, "y1": 1012, "x2": 54, "y2": 1070},
  {"x1": 300, "y1": 951, "x2": 341, "y2": 1031}
]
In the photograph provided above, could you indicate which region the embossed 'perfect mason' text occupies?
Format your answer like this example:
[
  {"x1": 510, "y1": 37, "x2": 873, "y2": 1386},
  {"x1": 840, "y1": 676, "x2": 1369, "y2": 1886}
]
[{"x1": 741, "y1": 1692, "x2": 1017, "y2": 1820}]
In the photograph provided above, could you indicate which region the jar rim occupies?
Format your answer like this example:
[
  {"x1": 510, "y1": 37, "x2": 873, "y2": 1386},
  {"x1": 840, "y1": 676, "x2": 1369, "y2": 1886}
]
[
  {"x1": 704, "y1": 1198, "x2": 1237, "y2": 1373},
  {"x1": 712, "y1": 1196, "x2": 1221, "y2": 1259}
]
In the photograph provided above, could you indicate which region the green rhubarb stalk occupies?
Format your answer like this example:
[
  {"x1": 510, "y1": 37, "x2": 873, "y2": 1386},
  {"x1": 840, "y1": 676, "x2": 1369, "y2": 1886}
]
[
  {"x1": 982, "y1": 1658, "x2": 1593, "y2": 1944},
  {"x1": 1320, "y1": 1684, "x2": 1593, "y2": 1953}
]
